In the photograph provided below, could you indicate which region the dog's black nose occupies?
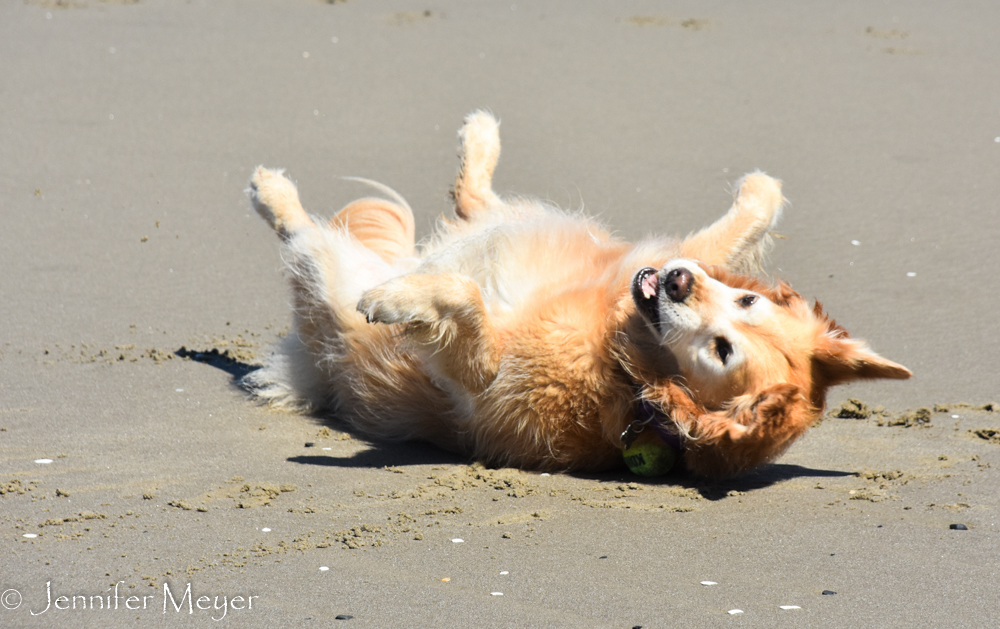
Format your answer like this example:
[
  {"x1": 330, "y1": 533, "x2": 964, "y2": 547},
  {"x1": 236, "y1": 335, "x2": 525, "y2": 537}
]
[{"x1": 664, "y1": 268, "x2": 693, "y2": 303}]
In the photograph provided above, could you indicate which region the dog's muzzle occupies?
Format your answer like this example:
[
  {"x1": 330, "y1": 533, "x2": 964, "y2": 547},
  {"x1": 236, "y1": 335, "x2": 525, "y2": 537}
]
[{"x1": 632, "y1": 265, "x2": 696, "y2": 331}]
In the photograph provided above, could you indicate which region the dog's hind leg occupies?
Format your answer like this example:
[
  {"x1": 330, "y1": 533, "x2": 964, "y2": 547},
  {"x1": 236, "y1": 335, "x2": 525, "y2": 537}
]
[
  {"x1": 452, "y1": 110, "x2": 504, "y2": 220},
  {"x1": 246, "y1": 167, "x2": 397, "y2": 409},
  {"x1": 679, "y1": 172, "x2": 787, "y2": 275},
  {"x1": 249, "y1": 167, "x2": 401, "y2": 313},
  {"x1": 248, "y1": 166, "x2": 317, "y2": 241}
]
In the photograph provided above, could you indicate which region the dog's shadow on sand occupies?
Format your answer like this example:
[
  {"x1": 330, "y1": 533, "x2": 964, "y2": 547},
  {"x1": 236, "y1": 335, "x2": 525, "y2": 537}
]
[
  {"x1": 183, "y1": 351, "x2": 854, "y2": 501},
  {"x1": 176, "y1": 347, "x2": 259, "y2": 380},
  {"x1": 673, "y1": 464, "x2": 853, "y2": 501},
  {"x1": 289, "y1": 441, "x2": 469, "y2": 469},
  {"x1": 287, "y1": 439, "x2": 853, "y2": 501},
  {"x1": 566, "y1": 463, "x2": 853, "y2": 501}
]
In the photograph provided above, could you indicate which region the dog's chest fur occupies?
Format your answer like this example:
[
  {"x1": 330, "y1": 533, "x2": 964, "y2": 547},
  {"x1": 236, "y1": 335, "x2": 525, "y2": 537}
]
[
  {"x1": 422, "y1": 213, "x2": 628, "y2": 318},
  {"x1": 402, "y1": 212, "x2": 639, "y2": 462}
]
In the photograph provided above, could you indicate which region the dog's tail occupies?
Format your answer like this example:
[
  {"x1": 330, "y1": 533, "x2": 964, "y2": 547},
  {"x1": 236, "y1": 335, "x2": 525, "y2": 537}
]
[{"x1": 330, "y1": 177, "x2": 415, "y2": 264}]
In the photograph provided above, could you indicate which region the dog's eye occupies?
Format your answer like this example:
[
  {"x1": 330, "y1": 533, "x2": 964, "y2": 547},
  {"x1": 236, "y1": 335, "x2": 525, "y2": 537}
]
[
  {"x1": 738, "y1": 294, "x2": 758, "y2": 308},
  {"x1": 714, "y1": 337, "x2": 733, "y2": 365}
]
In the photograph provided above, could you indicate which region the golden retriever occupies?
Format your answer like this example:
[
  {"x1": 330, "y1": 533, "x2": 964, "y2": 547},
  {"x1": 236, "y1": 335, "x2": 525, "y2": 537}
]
[{"x1": 244, "y1": 111, "x2": 910, "y2": 477}]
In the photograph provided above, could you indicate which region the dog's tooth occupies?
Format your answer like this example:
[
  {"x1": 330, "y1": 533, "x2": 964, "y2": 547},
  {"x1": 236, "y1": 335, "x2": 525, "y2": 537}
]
[{"x1": 641, "y1": 271, "x2": 658, "y2": 299}]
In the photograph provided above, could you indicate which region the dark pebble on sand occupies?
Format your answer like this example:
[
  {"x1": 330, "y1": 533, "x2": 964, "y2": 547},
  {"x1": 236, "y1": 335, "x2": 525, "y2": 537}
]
[
  {"x1": 304, "y1": 442, "x2": 315, "y2": 447},
  {"x1": 822, "y1": 590, "x2": 836, "y2": 595},
  {"x1": 335, "y1": 614, "x2": 353, "y2": 620},
  {"x1": 950, "y1": 523, "x2": 968, "y2": 530}
]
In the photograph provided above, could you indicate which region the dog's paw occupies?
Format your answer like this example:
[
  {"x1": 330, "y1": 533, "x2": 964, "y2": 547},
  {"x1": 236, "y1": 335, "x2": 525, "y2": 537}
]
[
  {"x1": 357, "y1": 277, "x2": 439, "y2": 326},
  {"x1": 459, "y1": 110, "x2": 501, "y2": 166},
  {"x1": 454, "y1": 110, "x2": 502, "y2": 219},
  {"x1": 678, "y1": 171, "x2": 787, "y2": 272},
  {"x1": 732, "y1": 172, "x2": 785, "y2": 229},
  {"x1": 357, "y1": 274, "x2": 481, "y2": 327},
  {"x1": 247, "y1": 166, "x2": 312, "y2": 238},
  {"x1": 749, "y1": 383, "x2": 801, "y2": 419}
]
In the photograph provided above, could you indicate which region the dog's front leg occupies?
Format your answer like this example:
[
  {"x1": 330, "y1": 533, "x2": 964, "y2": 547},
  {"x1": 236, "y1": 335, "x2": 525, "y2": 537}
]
[
  {"x1": 357, "y1": 274, "x2": 500, "y2": 394},
  {"x1": 679, "y1": 172, "x2": 786, "y2": 274},
  {"x1": 651, "y1": 381, "x2": 814, "y2": 478}
]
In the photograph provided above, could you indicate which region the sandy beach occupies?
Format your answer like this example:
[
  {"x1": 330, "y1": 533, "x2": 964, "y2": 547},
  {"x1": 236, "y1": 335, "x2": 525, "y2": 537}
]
[{"x1": 2, "y1": 1, "x2": 999, "y2": 626}]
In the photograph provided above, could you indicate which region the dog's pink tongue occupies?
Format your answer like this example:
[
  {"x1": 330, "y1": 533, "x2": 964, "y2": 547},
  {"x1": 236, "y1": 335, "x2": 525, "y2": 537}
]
[{"x1": 642, "y1": 272, "x2": 659, "y2": 300}]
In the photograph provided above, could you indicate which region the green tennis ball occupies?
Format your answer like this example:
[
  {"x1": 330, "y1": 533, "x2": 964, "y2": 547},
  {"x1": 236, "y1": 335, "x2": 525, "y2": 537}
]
[{"x1": 623, "y1": 441, "x2": 677, "y2": 477}]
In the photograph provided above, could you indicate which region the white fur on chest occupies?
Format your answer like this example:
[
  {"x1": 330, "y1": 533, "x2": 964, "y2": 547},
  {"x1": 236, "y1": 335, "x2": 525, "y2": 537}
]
[{"x1": 417, "y1": 211, "x2": 618, "y2": 318}]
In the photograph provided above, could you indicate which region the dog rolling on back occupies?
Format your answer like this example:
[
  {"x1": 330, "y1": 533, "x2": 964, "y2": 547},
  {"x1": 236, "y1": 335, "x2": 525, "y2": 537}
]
[{"x1": 244, "y1": 111, "x2": 910, "y2": 477}]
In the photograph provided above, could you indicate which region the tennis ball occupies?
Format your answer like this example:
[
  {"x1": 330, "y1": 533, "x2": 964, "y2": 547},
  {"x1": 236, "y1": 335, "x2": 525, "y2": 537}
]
[{"x1": 623, "y1": 440, "x2": 677, "y2": 477}]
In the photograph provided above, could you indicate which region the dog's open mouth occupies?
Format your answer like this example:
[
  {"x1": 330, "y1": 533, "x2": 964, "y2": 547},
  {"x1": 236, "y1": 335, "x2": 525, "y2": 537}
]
[{"x1": 631, "y1": 267, "x2": 661, "y2": 329}]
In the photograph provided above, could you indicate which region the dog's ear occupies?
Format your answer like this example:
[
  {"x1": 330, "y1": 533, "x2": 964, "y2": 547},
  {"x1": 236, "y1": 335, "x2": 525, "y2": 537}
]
[
  {"x1": 647, "y1": 381, "x2": 816, "y2": 477},
  {"x1": 811, "y1": 303, "x2": 912, "y2": 385}
]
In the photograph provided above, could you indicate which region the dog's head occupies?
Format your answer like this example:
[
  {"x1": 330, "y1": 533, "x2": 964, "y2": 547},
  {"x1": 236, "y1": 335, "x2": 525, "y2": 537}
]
[{"x1": 629, "y1": 259, "x2": 911, "y2": 476}]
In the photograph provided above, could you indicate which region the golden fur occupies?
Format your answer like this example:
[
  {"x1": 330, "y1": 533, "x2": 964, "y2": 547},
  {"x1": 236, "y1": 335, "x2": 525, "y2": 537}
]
[{"x1": 244, "y1": 111, "x2": 911, "y2": 477}]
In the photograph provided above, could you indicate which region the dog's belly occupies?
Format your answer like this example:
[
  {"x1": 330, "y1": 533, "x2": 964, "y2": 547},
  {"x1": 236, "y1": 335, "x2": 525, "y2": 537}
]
[
  {"x1": 419, "y1": 214, "x2": 627, "y2": 318},
  {"x1": 401, "y1": 215, "x2": 633, "y2": 466}
]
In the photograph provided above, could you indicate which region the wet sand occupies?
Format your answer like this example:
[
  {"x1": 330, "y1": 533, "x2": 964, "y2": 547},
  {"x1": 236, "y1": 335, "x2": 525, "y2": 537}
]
[{"x1": 2, "y1": 1, "x2": 999, "y2": 626}]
